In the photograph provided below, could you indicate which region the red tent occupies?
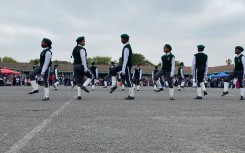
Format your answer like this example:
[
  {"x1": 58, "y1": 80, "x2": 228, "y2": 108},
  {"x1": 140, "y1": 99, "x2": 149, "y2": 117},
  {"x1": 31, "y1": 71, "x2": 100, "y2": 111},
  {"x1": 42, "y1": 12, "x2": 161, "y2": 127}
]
[{"x1": 0, "y1": 68, "x2": 20, "y2": 75}]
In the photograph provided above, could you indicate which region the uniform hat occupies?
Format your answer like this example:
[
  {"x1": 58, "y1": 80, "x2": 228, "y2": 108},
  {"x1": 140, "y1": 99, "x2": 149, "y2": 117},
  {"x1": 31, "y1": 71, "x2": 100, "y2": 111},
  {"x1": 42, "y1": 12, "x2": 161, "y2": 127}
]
[
  {"x1": 235, "y1": 46, "x2": 244, "y2": 52},
  {"x1": 42, "y1": 38, "x2": 52, "y2": 46},
  {"x1": 111, "y1": 61, "x2": 115, "y2": 65},
  {"x1": 164, "y1": 44, "x2": 172, "y2": 51},
  {"x1": 180, "y1": 62, "x2": 184, "y2": 66},
  {"x1": 121, "y1": 34, "x2": 129, "y2": 39},
  {"x1": 197, "y1": 45, "x2": 205, "y2": 49},
  {"x1": 92, "y1": 62, "x2": 95, "y2": 65},
  {"x1": 76, "y1": 36, "x2": 85, "y2": 42},
  {"x1": 54, "y1": 64, "x2": 58, "y2": 67}
]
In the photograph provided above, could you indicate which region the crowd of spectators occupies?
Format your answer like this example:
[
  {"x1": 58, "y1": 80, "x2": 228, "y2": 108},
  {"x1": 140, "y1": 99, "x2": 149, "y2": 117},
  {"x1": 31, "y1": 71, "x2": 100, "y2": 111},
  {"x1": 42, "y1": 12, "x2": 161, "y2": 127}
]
[{"x1": 0, "y1": 70, "x2": 241, "y2": 89}]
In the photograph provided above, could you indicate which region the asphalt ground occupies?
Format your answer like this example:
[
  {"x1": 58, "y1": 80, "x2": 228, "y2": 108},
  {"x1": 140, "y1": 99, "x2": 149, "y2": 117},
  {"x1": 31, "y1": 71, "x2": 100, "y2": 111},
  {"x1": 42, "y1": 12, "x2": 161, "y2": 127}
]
[{"x1": 0, "y1": 86, "x2": 245, "y2": 153}]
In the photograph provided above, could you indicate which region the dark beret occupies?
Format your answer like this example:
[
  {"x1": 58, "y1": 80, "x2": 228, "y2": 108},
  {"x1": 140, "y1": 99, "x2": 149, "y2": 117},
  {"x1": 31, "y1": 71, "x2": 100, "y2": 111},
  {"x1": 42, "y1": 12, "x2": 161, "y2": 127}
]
[
  {"x1": 76, "y1": 36, "x2": 85, "y2": 42},
  {"x1": 235, "y1": 46, "x2": 244, "y2": 52},
  {"x1": 164, "y1": 44, "x2": 172, "y2": 51},
  {"x1": 197, "y1": 45, "x2": 205, "y2": 49},
  {"x1": 121, "y1": 34, "x2": 129, "y2": 39},
  {"x1": 42, "y1": 38, "x2": 52, "y2": 46}
]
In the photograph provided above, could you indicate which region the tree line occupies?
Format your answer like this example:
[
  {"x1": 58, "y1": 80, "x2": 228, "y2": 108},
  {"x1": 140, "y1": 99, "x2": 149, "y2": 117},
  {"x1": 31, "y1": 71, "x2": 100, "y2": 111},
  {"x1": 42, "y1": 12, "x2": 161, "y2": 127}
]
[
  {"x1": 0, "y1": 53, "x2": 149, "y2": 65},
  {"x1": 0, "y1": 56, "x2": 234, "y2": 66}
]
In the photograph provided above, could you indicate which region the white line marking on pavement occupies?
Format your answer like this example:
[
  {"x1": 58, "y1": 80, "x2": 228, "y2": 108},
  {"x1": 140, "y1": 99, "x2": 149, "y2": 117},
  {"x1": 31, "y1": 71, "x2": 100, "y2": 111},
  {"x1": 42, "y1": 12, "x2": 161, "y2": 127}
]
[{"x1": 5, "y1": 96, "x2": 76, "y2": 153}]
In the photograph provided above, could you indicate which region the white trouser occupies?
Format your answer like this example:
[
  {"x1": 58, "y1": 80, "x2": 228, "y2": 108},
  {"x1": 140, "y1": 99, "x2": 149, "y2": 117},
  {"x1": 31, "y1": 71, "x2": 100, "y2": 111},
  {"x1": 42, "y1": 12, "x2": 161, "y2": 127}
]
[
  {"x1": 200, "y1": 82, "x2": 206, "y2": 91},
  {"x1": 157, "y1": 79, "x2": 162, "y2": 88},
  {"x1": 30, "y1": 80, "x2": 38, "y2": 91},
  {"x1": 83, "y1": 78, "x2": 92, "y2": 87},
  {"x1": 241, "y1": 88, "x2": 245, "y2": 97},
  {"x1": 77, "y1": 86, "x2": 81, "y2": 96},
  {"x1": 224, "y1": 82, "x2": 229, "y2": 92},
  {"x1": 44, "y1": 88, "x2": 50, "y2": 98},
  {"x1": 54, "y1": 81, "x2": 59, "y2": 86},
  {"x1": 197, "y1": 87, "x2": 202, "y2": 97},
  {"x1": 112, "y1": 76, "x2": 117, "y2": 87},
  {"x1": 169, "y1": 88, "x2": 174, "y2": 97},
  {"x1": 129, "y1": 87, "x2": 134, "y2": 97}
]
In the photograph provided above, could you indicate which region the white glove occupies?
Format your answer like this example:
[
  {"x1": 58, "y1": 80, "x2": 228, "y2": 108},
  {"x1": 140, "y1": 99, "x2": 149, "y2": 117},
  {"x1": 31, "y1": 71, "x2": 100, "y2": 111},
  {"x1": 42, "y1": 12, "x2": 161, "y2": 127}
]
[
  {"x1": 204, "y1": 74, "x2": 208, "y2": 80},
  {"x1": 192, "y1": 71, "x2": 195, "y2": 78},
  {"x1": 41, "y1": 72, "x2": 45, "y2": 77},
  {"x1": 170, "y1": 72, "x2": 174, "y2": 77},
  {"x1": 121, "y1": 70, "x2": 125, "y2": 75},
  {"x1": 84, "y1": 68, "x2": 88, "y2": 73}
]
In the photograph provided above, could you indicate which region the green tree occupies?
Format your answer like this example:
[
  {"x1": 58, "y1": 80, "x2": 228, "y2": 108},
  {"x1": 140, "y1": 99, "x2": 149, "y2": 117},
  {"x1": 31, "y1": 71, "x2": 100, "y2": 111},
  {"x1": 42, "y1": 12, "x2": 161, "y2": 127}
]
[
  {"x1": 113, "y1": 60, "x2": 117, "y2": 64},
  {"x1": 175, "y1": 60, "x2": 181, "y2": 67},
  {"x1": 92, "y1": 56, "x2": 112, "y2": 64},
  {"x1": 87, "y1": 57, "x2": 93, "y2": 64},
  {"x1": 29, "y1": 59, "x2": 40, "y2": 64},
  {"x1": 157, "y1": 62, "x2": 161, "y2": 67},
  {"x1": 133, "y1": 53, "x2": 145, "y2": 65},
  {"x1": 119, "y1": 57, "x2": 122, "y2": 64},
  {"x1": 2, "y1": 56, "x2": 17, "y2": 63},
  {"x1": 0, "y1": 57, "x2": 2, "y2": 62}
]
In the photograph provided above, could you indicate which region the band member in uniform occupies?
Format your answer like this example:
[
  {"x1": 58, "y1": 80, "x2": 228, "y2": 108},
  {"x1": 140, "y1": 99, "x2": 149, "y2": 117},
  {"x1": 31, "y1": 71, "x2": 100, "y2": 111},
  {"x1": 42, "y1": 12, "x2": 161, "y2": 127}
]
[
  {"x1": 152, "y1": 66, "x2": 160, "y2": 91},
  {"x1": 90, "y1": 62, "x2": 98, "y2": 91},
  {"x1": 119, "y1": 71, "x2": 126, "y2": 91},
  {"x1": 110, "y1": 34, "x2": 134, "y2": 100},
  {"x1": 70, "y1": 55, "x2": 76, "y2": 89},
  {"x1": 70, "y1": 73, "x2": 75, "y2": 89},
  {"x1": 132, "y1": 64, "x2": 142, "y2": 91},
  {"x1": 53, "y1": 64, "x2": 59, "y2": 90},
  {"x1": 33, "y1": 60, "x2": 39, "y2": 85},
  {"x1": 103, "y1": 61, "x2": 117, "y2": 92},
  {"x1": 192, "y1": 45, "x2": 208, "y2": 100},
  {"x1": 178, "y1": 62, "x2": 185, "y2": 91},
  {"x1": 154, "y1": 44, "x2": 175, "y2": 100},
  {"x1": 28, "y1": 38, "x2": 52, "y2": 101},
  {"x1": 72, "y1": 36, "x2": 94, "y2": 100},
  {"x1": 103, "y1": 78, "x2": 108, "y2": 88},
  {"x1": 33, "y1": 61, "x2": 38, "y2": 69},
  {"x1": 222, "y1": 46, "x2": 245, "y2": 100}
]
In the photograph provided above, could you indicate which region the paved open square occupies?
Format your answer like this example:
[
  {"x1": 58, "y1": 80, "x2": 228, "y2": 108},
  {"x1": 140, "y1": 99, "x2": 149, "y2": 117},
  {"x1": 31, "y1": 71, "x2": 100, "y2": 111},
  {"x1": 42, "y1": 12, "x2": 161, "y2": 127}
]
[{"x1": 1, "y1": 86, "x2": 245, "y2": 153}]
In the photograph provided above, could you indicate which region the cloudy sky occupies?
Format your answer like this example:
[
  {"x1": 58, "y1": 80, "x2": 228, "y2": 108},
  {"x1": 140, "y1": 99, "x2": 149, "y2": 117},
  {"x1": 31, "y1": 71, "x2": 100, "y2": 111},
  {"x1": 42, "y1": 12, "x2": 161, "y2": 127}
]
[{"x1": 0, "y1": 0, "x2": 244, "y2": 66}]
